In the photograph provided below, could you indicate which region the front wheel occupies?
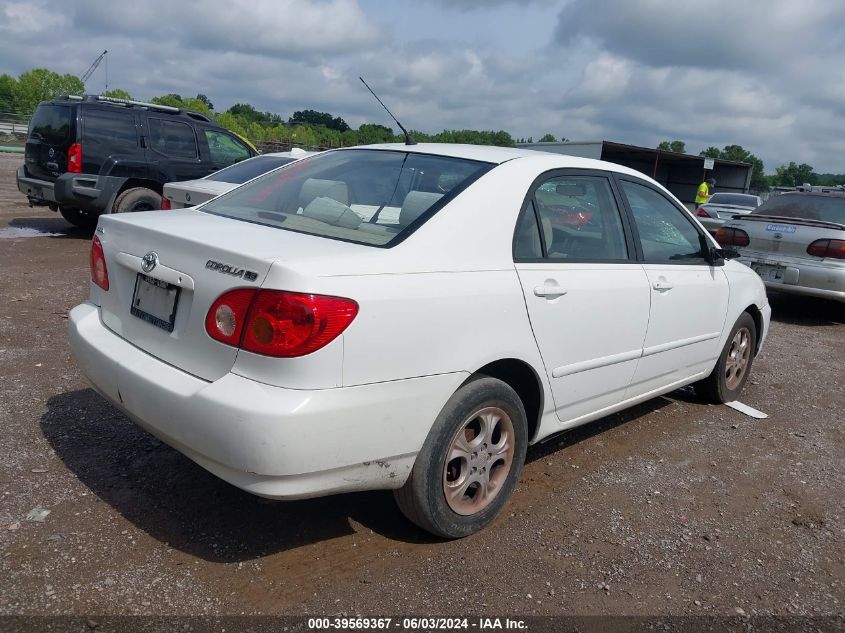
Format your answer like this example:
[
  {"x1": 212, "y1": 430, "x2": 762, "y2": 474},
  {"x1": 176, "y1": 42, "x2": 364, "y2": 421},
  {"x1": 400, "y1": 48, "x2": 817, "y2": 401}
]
[
  {"x1": 695, "y1": 312, "x2": 757, "y2": 403},
  {"x1": 394, "y1": 376, "x2": 528, "y2": 538}
]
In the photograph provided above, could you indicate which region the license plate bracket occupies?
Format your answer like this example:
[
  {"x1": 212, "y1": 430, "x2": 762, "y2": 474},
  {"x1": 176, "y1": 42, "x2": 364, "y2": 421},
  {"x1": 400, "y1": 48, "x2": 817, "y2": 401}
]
[
  {"x1": 751, "y1": 262, "x2": 785, "y2": 282},
  {"x1": 130, "y1": 274, "x2": 180, "y2": 332}
]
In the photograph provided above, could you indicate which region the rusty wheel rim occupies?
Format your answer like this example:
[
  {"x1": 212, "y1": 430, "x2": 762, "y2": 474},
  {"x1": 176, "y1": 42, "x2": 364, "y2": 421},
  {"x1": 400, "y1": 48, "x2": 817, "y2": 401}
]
[
  {"x1": 725, "y1": 327, "x2": 751, "y2": 391},
  {"x1": 443, "y1": 406, "x2": 515, "y2": 516}
]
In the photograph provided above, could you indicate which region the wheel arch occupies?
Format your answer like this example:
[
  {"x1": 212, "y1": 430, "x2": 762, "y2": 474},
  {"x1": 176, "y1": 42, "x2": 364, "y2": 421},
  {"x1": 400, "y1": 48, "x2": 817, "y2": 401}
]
[
  {"x1": 743, "y1": 303, "x2": 764, "y2": 355},
  {"x1": 464, "y1": 358, "x2": 545, "y2": 443},
  {"x1": 108, "y1": 179, "x2": 164, "y2": 212}
]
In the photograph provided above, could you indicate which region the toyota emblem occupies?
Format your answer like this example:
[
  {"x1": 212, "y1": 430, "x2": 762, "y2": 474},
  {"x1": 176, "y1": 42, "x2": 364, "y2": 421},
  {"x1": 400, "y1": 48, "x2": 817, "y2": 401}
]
[
  {"x1": 48, "y1": 148, "x2": 55, "y2": 158},
  {"x1": 141, "y1": 251, "x2": 159, "y2": 273}
]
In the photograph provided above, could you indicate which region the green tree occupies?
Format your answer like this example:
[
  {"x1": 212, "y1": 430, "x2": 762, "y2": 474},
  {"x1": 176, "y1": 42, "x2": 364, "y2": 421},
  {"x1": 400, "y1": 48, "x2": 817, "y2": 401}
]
[
  {"x1": 102, "y1": 88, "x2": 133, "y2": 100},
  {"x1": 357, "y1": 123, "x2": 396, "y2": 144},
  {"x1": 0, "y1": 74, "x2": 16, "y2": 112},
  {"x1": 658, "y1": 140, "x2": 686, "y2": 153},
  {"x1": 196, "y1": 93, "x2": 214, "y2": 111},
  {"x1": 150, "y1": 93, "x2": 184, "y2": 108},
  {"x1": 290, "y1": 109, "x2": 349, "y2": 132},
  {"x1": 538, "y1": 133, "x2": 557, "y2": 142},
  {"x1": 773, "y1": 162, "x2": 817, "y2": 187},
  {"x1": 13, "y1": 68, "x2": 84, "y2": 114}
]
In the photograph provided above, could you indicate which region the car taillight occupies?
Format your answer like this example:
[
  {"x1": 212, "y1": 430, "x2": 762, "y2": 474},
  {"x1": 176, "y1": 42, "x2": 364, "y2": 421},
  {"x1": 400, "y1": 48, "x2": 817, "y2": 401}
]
[
  {"x1": 807, "y1": 239, "x2": 845, "y2": 259},
  {"x1": 715, "y1": 227, "x2": 750, "y2": 247},
  {"x1": 90, "y1": 236, "x2": 109, "y2": 290},
  {"x1": 67, "y1": 143, "x2": 82, "y2": 174},
  {"x1": 696, "y1": 207, "x2": 712, "y2": 218},
  {"x1": 160, "y1": 197, "x2": 172, "y2": 210},
  {"x1": 205, "y1": 289, "x2": 358, "y2": 357},
  {"x1": 205, "y1": 289, "x2": 257, "y2": 346}
]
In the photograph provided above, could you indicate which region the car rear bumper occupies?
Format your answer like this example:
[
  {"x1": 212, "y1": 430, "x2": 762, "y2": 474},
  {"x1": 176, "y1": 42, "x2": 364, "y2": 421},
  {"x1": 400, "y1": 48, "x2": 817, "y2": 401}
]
[
  {"x1": 69, "y1": 302, "x2": 465, "y2": 499},
  {"x1": 738, "y1": 254, "x2": 845, "y2": 303},
  {"x1": 17, "y1": 166, "x2": 123, "y2": 214}
]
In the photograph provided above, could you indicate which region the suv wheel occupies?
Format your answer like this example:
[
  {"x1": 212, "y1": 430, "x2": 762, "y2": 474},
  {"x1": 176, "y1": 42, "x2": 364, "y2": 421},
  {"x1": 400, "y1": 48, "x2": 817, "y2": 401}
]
[
  {"x1": 59, "y1": 206, "x2": 98, "y2": 231},
  {"x1": 113, "y1": 187, "x2": 162, "y2": 213}
]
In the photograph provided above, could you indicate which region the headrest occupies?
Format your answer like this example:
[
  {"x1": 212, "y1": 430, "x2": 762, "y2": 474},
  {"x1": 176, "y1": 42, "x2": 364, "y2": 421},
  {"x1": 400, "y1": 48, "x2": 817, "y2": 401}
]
[{"x1": 399, "y1": 191, "x2": 443, "y2": 226}]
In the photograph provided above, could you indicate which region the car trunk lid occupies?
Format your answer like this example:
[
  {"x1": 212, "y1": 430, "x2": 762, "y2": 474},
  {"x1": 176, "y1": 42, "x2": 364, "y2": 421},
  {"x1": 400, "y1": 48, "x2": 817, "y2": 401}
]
[{"x1": 163, "y1": 180, "x2": 233, "y2": 209}]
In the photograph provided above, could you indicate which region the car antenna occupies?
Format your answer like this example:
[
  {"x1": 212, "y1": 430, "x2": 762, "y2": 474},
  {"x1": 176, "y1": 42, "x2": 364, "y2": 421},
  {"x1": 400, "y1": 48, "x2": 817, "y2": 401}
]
[{"x1": 359, "y1": 76, "x2": 416, "y2": 145}]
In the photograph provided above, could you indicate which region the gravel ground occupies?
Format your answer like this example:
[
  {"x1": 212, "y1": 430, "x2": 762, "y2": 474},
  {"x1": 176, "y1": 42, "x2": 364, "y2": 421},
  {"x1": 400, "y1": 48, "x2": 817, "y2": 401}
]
[{"x1": 0, "y1": 153, "x2": 843, "y2": 624}]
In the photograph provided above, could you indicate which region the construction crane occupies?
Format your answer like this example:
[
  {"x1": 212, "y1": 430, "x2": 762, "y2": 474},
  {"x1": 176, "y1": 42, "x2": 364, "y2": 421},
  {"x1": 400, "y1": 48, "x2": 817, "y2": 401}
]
[{"x1": 81, "y1": 50, "x2": 108, "y2": 89}]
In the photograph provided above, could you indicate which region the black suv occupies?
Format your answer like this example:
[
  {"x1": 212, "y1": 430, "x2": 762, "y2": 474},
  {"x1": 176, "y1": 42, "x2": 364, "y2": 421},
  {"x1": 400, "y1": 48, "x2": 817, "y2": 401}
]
[{"x1": 16, "y1": 95, "x2": 257, "y2": 229}]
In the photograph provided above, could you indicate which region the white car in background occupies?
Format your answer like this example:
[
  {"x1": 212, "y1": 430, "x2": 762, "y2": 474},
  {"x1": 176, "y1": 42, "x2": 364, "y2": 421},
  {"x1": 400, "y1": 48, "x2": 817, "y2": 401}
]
[
  {"x1": 69, "y1": 144, "x2": 770, "y2": 538},
  {"x1": 695, "y1": 192, "x2": 762, "y2": 235},
  {"x1": 161, "y1": 148, "x2": 315, "y2": 209}
]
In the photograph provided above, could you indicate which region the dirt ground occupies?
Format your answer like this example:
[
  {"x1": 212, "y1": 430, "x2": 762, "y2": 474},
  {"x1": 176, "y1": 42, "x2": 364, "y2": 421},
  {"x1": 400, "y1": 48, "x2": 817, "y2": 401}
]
[{"x1": 0, "y1": 152, "x2": 843, "y2": 624}]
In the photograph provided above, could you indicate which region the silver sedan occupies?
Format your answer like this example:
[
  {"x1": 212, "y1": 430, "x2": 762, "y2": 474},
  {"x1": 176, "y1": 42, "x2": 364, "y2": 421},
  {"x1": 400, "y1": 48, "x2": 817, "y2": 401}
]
[
  {"x1": 718, "y1": 192, "x2": 845, "y2": 302},
  {"x1": 696, "y1": 192, "x2": 761, "y2": 235}
]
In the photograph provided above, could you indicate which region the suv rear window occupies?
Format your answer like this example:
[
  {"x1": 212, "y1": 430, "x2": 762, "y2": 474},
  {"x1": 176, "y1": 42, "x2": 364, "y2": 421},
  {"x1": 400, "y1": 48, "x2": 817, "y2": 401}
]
[
  {"x1": 29, "y1": 104, "x2": 72, "y2": 145},
  {"x1": 754, "y1": 194, "x2": 845, "y2": 224},
  {"x1": 201, "y1": 149, "x2": 494, "y2": 247}
]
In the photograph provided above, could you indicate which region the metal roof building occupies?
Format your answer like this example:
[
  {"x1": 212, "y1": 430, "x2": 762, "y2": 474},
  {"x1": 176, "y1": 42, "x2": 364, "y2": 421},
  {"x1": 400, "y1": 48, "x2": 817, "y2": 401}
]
[{"x1": 516, "y1": 141, "x2": 753, "y2": 208}]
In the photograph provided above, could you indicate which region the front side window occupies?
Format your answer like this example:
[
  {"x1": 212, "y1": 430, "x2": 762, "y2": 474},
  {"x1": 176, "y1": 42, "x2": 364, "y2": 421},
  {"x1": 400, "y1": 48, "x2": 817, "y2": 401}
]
[
  {"x1": 620, "y1": 180, "x2": 707, "y2": 264},
  {"x1": 530, "y1": 175, "x2": 628, "y2": 261},
  {"x1": 83, "y1": 110, "x2": 137, "y2": 148},
  {"x1": 205, "y1": 130, "x2": 251, "y2": 166},
  {"x1": 201, "y1": 149, "x2": 493, "y2": 247},
  {"x1": 148, "y1": 119, "x2": 197, "y2": 158}
]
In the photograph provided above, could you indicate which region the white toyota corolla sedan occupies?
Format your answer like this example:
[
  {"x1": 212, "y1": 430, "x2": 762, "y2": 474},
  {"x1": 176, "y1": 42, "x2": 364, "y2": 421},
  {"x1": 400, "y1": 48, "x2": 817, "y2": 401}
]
[{"x1": 70, "y1": 144, "x2": 771, "y2": 538}]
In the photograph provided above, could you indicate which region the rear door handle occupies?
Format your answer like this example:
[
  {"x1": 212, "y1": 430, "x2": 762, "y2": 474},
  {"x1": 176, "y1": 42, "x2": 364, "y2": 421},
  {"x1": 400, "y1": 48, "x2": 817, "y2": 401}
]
[
  {"x1": 652, "y1": 279, "x2": 674, "y2": 291},
  {"x1": 534, "y1": 284, "x2": 567, "y2": 298}
]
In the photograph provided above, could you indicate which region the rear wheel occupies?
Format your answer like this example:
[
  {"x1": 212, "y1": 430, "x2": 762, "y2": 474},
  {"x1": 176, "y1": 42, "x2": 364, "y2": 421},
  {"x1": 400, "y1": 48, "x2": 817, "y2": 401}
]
[
  {"x1": 113, "y1": 187, "x2": 162, "y2": 213},
  {"x1": 695, "y1": 312, "x2": 756, "y2": 403},
  {"x1": 394, "y1": 376, "x2": 528, "y2": 538},
  {"x1": 58, "y1": 206, "x2": 98, "y2": 231}
]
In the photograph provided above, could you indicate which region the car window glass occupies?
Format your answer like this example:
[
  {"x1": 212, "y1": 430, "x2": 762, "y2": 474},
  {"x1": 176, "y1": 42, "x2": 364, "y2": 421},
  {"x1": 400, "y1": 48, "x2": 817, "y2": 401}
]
[
  {"x1": 148, "y1": 119, "x2": 197, "y2": 158},
  {"x1": 29, "y1": 105, "x2": 72, "y2": 144},
  {"x1": 83, "y1": 110, "x2": 137, "y2": 148},
  {"x1": 753, "y1": 194, "x2": 845, "y2": 224},
  {"x1": 201, "y1": 150, "x2": 492, "y2": 247},
  {"x1": 708, "y1": 193, "x2": 759, "y2": 207},
  {"x1": 513, "y1": 199, "x2": 543, "y2": 259},
  {"x1": 533, "y1": 175, "x2": 628, "y2": 260},
  {"x1": 621, "y1": 180, "x2": 706, "y2": 264},
  {"x1": 205, "y1": 130, "x2": 251, "y2": 166},
  {"x1": 206, "y1": 156, "x2": 295, "y2": 184}
]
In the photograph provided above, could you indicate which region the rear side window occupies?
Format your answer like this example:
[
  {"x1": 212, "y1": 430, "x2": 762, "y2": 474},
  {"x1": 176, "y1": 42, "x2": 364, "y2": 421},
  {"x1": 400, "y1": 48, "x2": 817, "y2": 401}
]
[
  {"x1": 205, "y1": 130, "x2": 251, "y2": 166},
  {"x1": 206, "y1": 156, "x2": 295, "y2": 184},
  {"x1": 620, "y1": 180, "x2": 707, "y2": 264},
  {"x1": 754, "y1": 194, "x2": 845, "y2": 224},
  {"x1": 83, "y1": 110, "x2": 137, "y2": 148},
  {"x1": 29, "y1": 105, "x2": 72, "y2": 144},
  {"x1": 149, "y1": 119, "x2": 197, "y2": 158},
  {"x1": 201, "y1": 149, "x2": 493, "y2": 247}
]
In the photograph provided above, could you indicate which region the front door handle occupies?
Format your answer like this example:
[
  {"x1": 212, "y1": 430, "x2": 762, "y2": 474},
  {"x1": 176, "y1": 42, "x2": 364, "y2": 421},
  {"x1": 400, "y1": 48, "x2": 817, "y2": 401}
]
[
  {"x1": 652, "y1": 279, "x2": 674, "y2": 292},
  {"x1": 534, "y1": 284, "x2": 567, "y2": 298}
]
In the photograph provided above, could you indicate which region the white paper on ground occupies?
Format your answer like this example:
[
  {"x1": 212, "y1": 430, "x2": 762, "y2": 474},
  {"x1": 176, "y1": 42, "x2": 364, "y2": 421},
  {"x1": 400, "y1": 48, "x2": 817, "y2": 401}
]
[{"x1": 724, "y1": 401, "x2": 768, "y2": 419}]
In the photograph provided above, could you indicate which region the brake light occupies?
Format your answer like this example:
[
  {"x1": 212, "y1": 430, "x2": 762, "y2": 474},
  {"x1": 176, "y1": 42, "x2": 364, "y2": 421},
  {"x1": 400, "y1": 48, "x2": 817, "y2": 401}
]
[
  {"x1": 160, "y1": 197, "x2": 172, "y2": 210},
  {"x1": 715, "y1": 227, "x2": 750, "y2": 247},
  {"x1": 807, "y1": 239, "x2": 845, "y2": 259},
  {"x1": 696, "y1": 207, "x2": 712, "y2": 218},
  {"x1": 205, "y1": 289, "x2": 257, "y2": 346},
  {"x1": 205, "y1": 289, "x2": 358, "y2": 357},
  {"x1": 90, "y1": 236, "x2": 109, "y2": 290},
  {"x1": 67, "y1": 143, "x2": 82, "y2": 174}
]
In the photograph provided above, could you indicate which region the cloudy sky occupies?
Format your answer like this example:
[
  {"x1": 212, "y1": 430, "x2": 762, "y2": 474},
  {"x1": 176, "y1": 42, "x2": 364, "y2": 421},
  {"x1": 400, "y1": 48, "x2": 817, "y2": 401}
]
[{"x1": 2, "y1": 0, "x2": 844, "y2": 172}]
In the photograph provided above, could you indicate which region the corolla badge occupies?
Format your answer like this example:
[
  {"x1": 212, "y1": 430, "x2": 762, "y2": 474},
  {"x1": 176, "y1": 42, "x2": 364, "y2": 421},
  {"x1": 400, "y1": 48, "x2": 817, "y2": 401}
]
[{"x1": 141, "y1": 251, "x2": 159, "y2": 273}]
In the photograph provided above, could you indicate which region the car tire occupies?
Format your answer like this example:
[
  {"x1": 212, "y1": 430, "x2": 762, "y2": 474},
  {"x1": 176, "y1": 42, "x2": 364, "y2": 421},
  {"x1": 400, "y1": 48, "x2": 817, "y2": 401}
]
[
  {"x1": 58, "y1": 206, "x2": 98, "y2": 231},
  {"x1": 112, "y1": 187, "x2": 162, "y2": 213},
  {"x1": 695, "y1": 312, "x2": 757, "y2": 404},
  {"x1": 394, "y1": 376, "x2": 528, "y2": 538}
]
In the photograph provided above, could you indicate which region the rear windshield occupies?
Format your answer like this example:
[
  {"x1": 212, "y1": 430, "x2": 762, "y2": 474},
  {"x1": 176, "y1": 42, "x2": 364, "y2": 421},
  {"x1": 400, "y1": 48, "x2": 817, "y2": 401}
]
[
  {"x1": 754, "y1": 194, "x2": 845, "y2": 224},
  {"x1": 708, "y1": 193, "x2": 759, "y2": 207},
  {"x1": 201, "y1": 149, "x2": 494, "y2": 247},
  {"x1": 206, "y1": 155, "x2": 296, "y2": 184},
  {"x1": 29, "y1": 104, "x2": 72, "y2": 145}
]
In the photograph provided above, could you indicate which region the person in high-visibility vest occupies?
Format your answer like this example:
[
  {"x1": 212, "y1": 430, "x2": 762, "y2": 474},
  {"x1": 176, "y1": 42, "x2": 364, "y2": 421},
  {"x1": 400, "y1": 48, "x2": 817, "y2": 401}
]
[{"x1": 695, "y1": 177, "x2": 716, "y2": 207}]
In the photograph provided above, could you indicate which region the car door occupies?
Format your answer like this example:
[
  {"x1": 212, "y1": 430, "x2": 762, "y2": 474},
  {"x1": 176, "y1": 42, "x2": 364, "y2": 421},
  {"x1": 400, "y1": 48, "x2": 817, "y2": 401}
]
[
  {"x1": 144, "y1": 117, "x2": 209, "y2": 182},
  {"x1": 616, "y1": 177, "x2": 730, "y2": 398},
  {"x1": 514, "y1": 171, "x2": 651, "y2": 425}
]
